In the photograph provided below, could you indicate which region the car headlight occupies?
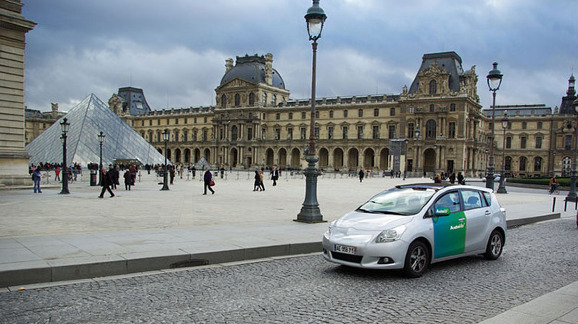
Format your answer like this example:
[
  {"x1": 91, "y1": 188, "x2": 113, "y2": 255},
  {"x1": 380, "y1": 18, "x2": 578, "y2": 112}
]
[{"x1": 376, "y1": 225, "x2": 406, "y2": 243}]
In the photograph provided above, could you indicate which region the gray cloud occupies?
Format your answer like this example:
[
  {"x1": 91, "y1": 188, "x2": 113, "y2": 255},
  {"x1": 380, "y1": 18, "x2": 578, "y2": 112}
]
[{"x1": 23, "y1": 0, "x2": 577, "y2": 112}]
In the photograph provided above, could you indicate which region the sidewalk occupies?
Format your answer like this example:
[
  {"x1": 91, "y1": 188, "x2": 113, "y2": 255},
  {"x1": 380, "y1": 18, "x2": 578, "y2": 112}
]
[{"x1": 1, "y1": 171, "x2": 576, "y2": 323}]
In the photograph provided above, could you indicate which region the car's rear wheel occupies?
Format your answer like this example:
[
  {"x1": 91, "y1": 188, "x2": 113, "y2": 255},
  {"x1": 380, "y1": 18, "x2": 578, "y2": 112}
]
[
  {"x1": 484, "y1": 230, "x2": 504, "y2": 260},
  {"x1": 404, "y1": 240, "x2": 429, "y2": 278}
]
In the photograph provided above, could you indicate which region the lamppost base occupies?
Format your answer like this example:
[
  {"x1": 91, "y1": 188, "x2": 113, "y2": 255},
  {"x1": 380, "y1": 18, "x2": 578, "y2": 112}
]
[
  {"x1": 295, "y1": 206, "x2": 326, "y2": 223},
  {"x1": 496, "y1": 187, "x2": 507, "y2": 194}
]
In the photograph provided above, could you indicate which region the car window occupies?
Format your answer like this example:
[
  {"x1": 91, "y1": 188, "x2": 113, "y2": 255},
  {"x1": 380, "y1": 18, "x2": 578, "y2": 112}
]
[
  {"x1": 482, "y1": 191, "x2": 492, "y2": 206},
  {"x1": 462, "y1": 190, "x2": 483, "y2": 210},
  {"x1": 358, "y1": 187, "x2": 436, "y2": 215},
  {"x1": 434, "y1": 191, "x2": 461, "y2": 213}
]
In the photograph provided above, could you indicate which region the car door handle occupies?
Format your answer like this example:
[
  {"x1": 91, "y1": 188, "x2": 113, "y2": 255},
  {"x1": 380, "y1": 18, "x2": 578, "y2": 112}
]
[
  {"x1": 485, "y1": 211, "x2": 491, "y2": 216},
  {"x1": 458, "y1": 217, "x2": 465, "y2": 222}
]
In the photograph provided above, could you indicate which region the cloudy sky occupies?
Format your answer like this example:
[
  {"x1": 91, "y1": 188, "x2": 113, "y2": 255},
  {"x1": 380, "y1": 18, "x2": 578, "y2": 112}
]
[{"x1": 23, "y1": 0, "x2": 577, "y2": 113}]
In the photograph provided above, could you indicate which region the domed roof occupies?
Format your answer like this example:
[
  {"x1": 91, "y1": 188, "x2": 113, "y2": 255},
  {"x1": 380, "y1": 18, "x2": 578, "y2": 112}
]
[{"x1": 220, "y1": 54, "x2": 285, "y2": 89}]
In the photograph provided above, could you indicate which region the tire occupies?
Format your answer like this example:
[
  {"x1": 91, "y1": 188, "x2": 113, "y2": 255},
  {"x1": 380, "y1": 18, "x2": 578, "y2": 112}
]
[
  {"x1": 484, "y1": 230, "x2": 504, "y2": 260},
  {"x1": 404, "y1": 240, "x2": 429, "y2": 278}
]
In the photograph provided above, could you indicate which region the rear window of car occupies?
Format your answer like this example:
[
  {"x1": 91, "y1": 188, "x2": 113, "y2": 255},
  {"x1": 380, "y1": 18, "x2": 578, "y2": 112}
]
[{"x1": 482, "y1": 191, "x2": 492, "y2": 206}]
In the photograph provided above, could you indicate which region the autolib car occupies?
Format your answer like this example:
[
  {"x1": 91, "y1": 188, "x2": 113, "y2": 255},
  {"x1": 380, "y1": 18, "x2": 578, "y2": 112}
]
[{"x1": 322, "y1": 183, "x2": 506, "y2": 277}]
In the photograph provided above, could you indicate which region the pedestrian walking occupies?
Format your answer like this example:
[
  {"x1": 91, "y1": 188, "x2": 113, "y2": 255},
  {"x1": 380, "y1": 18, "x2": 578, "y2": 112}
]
[
  {"x1": 124, "y1": 170, "x2": 132, "y2": 190},
  {"x1": 203, "y1": 168, "x2": 214, "y2": 195},
  {"x1": 253, "y1": 170, "x2": 261, "y2": 191},
  {"x1": 457, "y1": 172, "x2": 464, "y2": 185},
  {"x1": 99, "y1": 168, "x2": 115, "y2": 198},
  {"x1": 358, "y1": 169, "x2": 364, "y2": 183},
  {"x1": 271, "y1": 167, "x2": 279, "y2": 186},
  {"x1": 449, "y1": 172, "x2": 456, "y2": 184},
  {"x1": 32, "y1": 168, "x2": 42, "y2": 193},
  {"x1": 54, "y1": 166, "x2": 61, "y2": 182},
  {"x1": 259, "y1": 170, "x2": 265, "y2": 191}
]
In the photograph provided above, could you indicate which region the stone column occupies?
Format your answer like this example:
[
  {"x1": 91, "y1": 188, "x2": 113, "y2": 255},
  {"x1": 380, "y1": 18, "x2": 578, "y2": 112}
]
[{"x1": 0, "y1": 1, "x2": 36, "y2": 186}]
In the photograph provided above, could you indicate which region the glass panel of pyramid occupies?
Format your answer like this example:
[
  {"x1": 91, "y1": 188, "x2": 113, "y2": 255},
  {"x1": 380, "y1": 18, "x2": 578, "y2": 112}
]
[{"x1": 26, "y1": 94, "x2": 168, "y2": 167}]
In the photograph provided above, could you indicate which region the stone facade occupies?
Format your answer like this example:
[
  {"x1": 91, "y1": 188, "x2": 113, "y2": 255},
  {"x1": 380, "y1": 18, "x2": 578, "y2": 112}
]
[
  {"x1": 0, "y1": 0, "x2": 36, "y2": 185},
  {"x1": 25, "y1": 52, "x2": 578, "y2": 179}
]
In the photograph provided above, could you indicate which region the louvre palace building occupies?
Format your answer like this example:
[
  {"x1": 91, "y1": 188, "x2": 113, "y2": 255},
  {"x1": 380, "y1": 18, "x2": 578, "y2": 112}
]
[{"x1": 26, "y1": 51, "x2": 578, "y2": 179}]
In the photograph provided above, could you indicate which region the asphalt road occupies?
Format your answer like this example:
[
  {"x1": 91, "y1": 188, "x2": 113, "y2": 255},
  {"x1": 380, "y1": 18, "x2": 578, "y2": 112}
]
[{"x1": 1, "y1": 217, "x2": 577, "y2": 324}]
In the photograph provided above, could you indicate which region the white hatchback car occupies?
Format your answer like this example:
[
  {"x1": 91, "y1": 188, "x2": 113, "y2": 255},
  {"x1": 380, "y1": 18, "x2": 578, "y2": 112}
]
[{"x1": 322, "y1": 183, "x2": 507, "y2": 277}]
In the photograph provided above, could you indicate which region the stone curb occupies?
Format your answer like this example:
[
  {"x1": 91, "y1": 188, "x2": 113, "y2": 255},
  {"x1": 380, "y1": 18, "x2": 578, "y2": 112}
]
[
  {"x1": 0, "y1": 242, "x2": 321, "y2": 288},
  {"x1": 1, "y1": 213, "x2": 563, "y2": 289}
]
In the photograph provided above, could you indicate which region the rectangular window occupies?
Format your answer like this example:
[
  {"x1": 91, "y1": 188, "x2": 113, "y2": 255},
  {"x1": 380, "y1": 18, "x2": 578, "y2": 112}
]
[
  {"x1": 302, "y1": 112, "x2": 306, "y2": 119},
  {"x1": 537, "y1": 122, "x2": 542, "y2": 129},
  {"x1": 357, "y1": 126, "x2": 363, "y2": 139},
  {"x1": 328, "y1": 127, "x2": 333, "y2": 140},
  {"x1": 175, "y1": 118, "x2": 179, "y2": 125},
  {"x1": 566, "y1": 135, "x2": 572, "y2": 150},
  {"x1": 167, "y1": 118, "x2": 170, "y2": 125},
  {"x1": 506, "y1": 137, "x2": 512, "y2": 149},
  {"x1": 288, "y1": 128, "x2": 293, "y2": 139},
  {"x1": 372, "y1": 126, "x2": 379, "y2": 139},
  {"x1": 450, "y1": 103, "x2": 456, "y2": 111},
  {"x1": 248, "y1": 127, "x2": 253, "y2": 140},
  {"x1": 149, "y1": 120, "x2": 152, "y2": 126},
  {"x1": 275, "y1": 128, "x2": 280, "y2": 140},
  {"x1": 448, "y1": 122, "x2": 456, "y2": 138},
  {"x1": 315, "y1": 127, "x2": 319, "y2": 139},
  {"x1": 358, "y1": 109, "x2": 363, "y2": 117},
  {"x1": 343, "y1": 110, "x2": 348, "y2": 118},
  {"x1": 315, "y1": 110, "x2": 319, "y2": 118},
  {"x1": 329, "y1": 111, "x2": 334, "y2": 118},
  {"x1": 157, "y1": 120, "x2": 161, "y2": 126},
  {"x1": 276, "y1": 113, "x2": 280, "y2": 120},
  {"x1": 301, "y1": 128, "x2": 307, "y2": 140},
  {"x1": 521, "y1": 136, "x2": 527, "y2": 149},
  {"x1": 388, "y1": 125, "x2": 396, "y2": 139},
  {"x1": 374, "y1": 108, "x2": 379, "y2": 117},
  {"x1": 535, "y1": 136, "x2": 542, "y2": 149},
  {"x1": 289, "y1": 112, "x2": 293, "y2": 120},
  {"x1": 408, "y1": 123, "x2": 414, "y2": 138},
  {"x1": 390, "y1": 108, "x2": 395, "y2": 116},
  {"x1": 343, "y1": 126, "x2": 348, "y2": 139}
]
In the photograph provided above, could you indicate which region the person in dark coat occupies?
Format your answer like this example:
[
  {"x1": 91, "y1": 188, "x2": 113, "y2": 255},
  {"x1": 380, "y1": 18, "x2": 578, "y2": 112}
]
[
  {"x1": 203, "y1": 168, "x2": 214, "y2": 195},
  {"x1": 358, "y1": 169, "x2": 364, "y2": 183},
  {"x1": 99, "y1": 168, "x2": 115, "y2": 198},
  {"x1": 253, "y1": 170, "x2": 261, "y2": 191},
  {"x1": 457, "y1": 172, "x2": 464, "y2": 185},
  {"x1": 124, "y1": 170, "x2": 132, "y2": 190},
  {"x1": 271, "y1": 167, "x2": 279, "y2": 186}
]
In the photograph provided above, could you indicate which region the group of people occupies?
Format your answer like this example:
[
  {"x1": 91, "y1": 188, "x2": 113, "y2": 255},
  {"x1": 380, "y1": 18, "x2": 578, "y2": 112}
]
[{"x1": 252, "y1": 167, "x2": 280, "y2": 191}]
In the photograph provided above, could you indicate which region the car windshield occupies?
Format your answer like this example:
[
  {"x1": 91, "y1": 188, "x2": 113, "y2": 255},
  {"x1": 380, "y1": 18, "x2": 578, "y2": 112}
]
[{"x1": 356, "y1": 187, "x2": 437, "y2": 215}]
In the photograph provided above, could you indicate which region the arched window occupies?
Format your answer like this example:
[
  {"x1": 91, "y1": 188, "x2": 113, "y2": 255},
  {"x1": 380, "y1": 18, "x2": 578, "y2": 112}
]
[
  {"x1": 235, "y1": 94, "x2": 240, "y2": 106},
  {"x1": 249, "y1": 93, "x2": 255, "y2": 106},
  {"x1": 426, "y1": 119, "x2": 436, "y2": 139},
  {"x1": 534, "y1": 157, "x2": 542, "y2": 172},
  {"x1": 231, "y1": 125, "x2": 238, "y2": 141},
  {"x1": 429, "y1": 80, "x2": 437, "y2": 94},
  {"x1": 519, "y1": 156, "x2": 527, "y2": 171},
  {"x1": 221, "y1": 94, "x2": 227, "y2": 108}
]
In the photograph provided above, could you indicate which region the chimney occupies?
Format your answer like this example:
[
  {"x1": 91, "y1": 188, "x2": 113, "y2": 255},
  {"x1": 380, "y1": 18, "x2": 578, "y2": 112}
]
[
  {"x1": 225, "y1": 58, "x2": 234, "y2": 73},
  {"x1": 265, "y1": 53, "x2": 273, "y2": 85}
]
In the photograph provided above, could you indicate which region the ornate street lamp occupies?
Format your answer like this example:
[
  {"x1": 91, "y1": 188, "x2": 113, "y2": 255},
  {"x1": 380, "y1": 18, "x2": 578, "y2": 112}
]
[
  {"x1": 497, "y1": 112, "x2": 508, "y2": 193},
  {"x1": 59, "y1": 118, "x2": 70, "y2": 194},
  {"x1": 98, "y1": 131, "x2": 105, "y2": 186},
  {"x1": 161, "y1": 129, "x2": 170, "y2": 191},
  {"x1": 297, "y1": 0, "x2": 327, "y2": 223},
  {"x1": 485, "y1": 62, "x2": 503, "y2": 190},
  {"x1": 567, "y1": 98, "x2": 578, "y2": 201},
  {"x1": 414, "y1": 127, "x2": 421, "y2": 176},
  {"x1": 404, "y1": 139, "x2": 409, "y2": 180}
]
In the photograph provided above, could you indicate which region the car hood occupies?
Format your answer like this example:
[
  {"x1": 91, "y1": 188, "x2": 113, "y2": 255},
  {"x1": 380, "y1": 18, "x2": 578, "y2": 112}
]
[{"x1": 334, "y1": 210, "x2": 414, "y2": 231}]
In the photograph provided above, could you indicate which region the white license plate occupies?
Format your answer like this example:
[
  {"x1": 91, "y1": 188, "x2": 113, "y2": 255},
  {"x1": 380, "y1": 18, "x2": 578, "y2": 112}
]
[{"x1": 334, "y1": 244, "x2": 357, "y2": 255}]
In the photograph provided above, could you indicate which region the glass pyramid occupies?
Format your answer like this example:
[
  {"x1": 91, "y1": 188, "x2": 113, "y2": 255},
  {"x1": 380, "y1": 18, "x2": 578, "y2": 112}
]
[{"x1": 26, "y1": 94, "x2": 168, "y2": 167}]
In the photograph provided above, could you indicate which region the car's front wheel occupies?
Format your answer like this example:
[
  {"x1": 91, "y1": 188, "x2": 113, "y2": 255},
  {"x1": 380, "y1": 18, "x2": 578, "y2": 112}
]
[
  {"x1": 484, "y1": 230, "x2": 504, "y2": 260},
  {"x1": 404, "y1": 240, "x2": 429, "y2": 278}
]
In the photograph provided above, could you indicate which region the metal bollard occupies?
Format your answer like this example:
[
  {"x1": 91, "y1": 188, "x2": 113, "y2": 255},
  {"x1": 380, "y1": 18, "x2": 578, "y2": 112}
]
[{"x1": 552, "y1": 197, "x2": 556, "y2": 212}]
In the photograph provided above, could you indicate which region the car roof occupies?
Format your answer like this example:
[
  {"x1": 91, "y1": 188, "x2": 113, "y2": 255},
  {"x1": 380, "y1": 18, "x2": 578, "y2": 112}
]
[{"x1": 394, "y1": 183, "x2": 492, "y2": 193}]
